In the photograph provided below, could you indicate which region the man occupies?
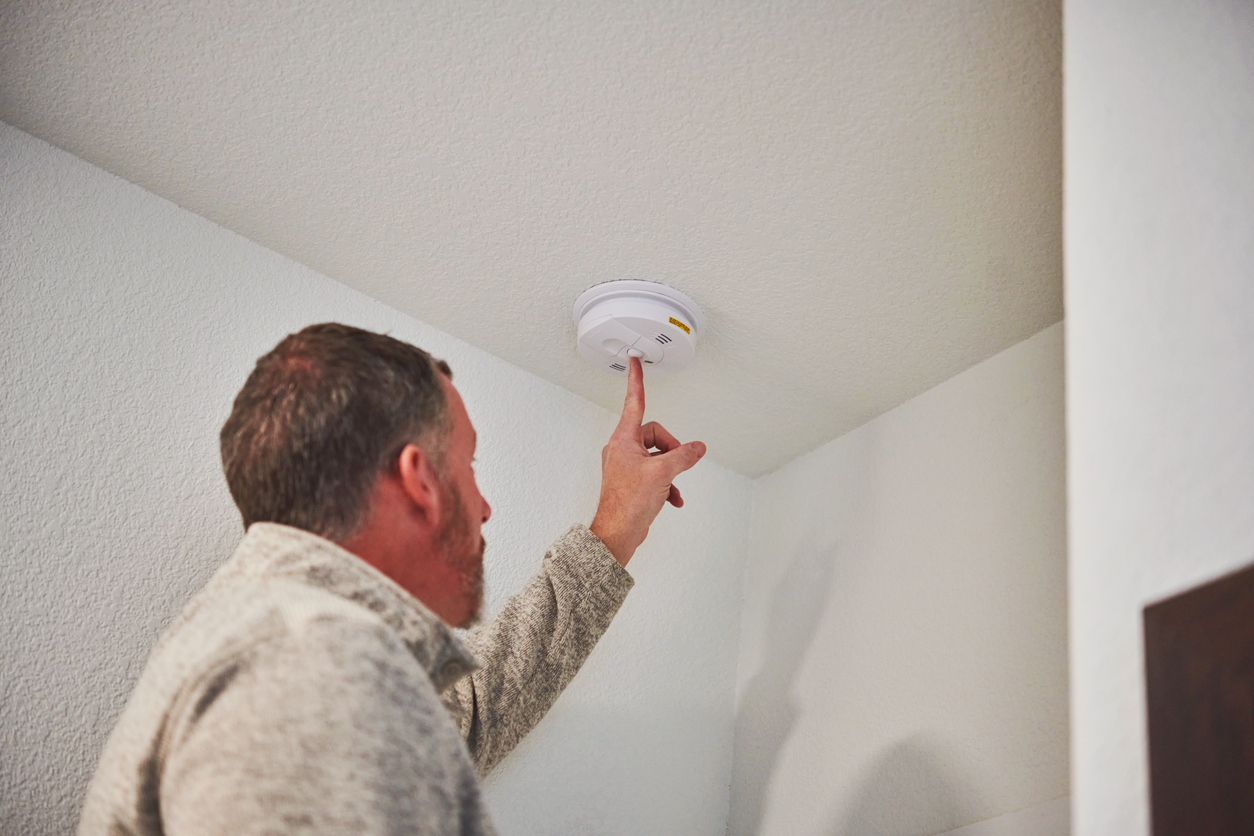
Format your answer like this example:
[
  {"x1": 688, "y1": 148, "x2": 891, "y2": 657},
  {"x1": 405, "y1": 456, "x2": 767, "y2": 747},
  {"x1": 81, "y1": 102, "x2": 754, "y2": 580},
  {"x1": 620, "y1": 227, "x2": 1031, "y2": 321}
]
[{"x1": 79, "y1": 323, "x2": 706, "y2": 835}]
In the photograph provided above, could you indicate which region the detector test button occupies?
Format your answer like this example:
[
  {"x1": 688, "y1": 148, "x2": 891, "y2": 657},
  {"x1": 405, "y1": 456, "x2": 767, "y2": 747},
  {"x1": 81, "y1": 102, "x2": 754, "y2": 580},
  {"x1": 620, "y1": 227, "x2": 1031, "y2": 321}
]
[{"x1": 618, "y1": 338, "x2": 663, "y2": 366}]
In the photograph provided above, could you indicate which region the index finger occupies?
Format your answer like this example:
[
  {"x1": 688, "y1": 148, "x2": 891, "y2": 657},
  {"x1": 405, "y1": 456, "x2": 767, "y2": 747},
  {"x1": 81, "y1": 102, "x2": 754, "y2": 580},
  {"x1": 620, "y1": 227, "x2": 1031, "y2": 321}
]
[{"x1": 616, "y1": 355, "x2": 645, "y2": 430}]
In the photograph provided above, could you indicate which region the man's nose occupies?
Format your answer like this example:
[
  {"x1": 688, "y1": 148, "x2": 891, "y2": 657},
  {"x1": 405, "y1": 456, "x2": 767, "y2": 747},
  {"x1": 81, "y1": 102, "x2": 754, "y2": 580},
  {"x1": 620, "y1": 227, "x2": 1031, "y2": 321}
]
[{"x1": 481, "y1": 496, "x2": 492, "y2": 524}]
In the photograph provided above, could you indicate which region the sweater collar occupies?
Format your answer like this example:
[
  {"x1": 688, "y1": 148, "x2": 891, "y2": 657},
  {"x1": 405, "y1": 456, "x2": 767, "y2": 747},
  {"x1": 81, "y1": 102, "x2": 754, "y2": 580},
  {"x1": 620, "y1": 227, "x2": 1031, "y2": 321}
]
[{"x1": 231, "y1": 522, "x2": 479, "y2": 691}]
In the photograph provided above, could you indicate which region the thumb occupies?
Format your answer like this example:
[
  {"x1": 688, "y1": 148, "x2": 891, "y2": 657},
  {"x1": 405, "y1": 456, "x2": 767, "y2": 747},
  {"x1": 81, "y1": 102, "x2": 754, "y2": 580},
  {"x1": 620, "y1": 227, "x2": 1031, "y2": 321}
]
[{"x1": 658, "y1": 440, "x2": 706, "y2": 479}]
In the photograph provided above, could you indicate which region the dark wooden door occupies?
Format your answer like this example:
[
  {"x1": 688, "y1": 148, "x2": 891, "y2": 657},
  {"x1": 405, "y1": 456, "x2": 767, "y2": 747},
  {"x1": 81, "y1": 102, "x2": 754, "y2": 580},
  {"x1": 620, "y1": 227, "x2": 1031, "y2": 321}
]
[{"x1": 1144, "y1": 560, "x2": 1254, "y2": 835}]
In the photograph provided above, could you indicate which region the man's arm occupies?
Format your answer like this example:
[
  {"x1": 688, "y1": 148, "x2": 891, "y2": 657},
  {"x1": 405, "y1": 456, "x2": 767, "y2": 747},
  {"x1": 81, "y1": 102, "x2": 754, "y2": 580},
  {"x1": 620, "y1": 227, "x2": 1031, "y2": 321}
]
[
  {"x1": 445, "y1": 524, "x2": 632, "y2": 774},
  {"x1": 590, "y1": 356, "x2": 708, "y2": 567},
  {"x1": 445, "y1": 357, "x2": 706, "y2": 775}
]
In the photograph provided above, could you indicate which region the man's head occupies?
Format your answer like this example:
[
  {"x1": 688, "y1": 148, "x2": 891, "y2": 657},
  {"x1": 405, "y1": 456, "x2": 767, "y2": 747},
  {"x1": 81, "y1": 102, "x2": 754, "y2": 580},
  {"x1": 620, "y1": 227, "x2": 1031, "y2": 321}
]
[{"x1": 220, "y1": 323, "x2": 491, "y2": 626}]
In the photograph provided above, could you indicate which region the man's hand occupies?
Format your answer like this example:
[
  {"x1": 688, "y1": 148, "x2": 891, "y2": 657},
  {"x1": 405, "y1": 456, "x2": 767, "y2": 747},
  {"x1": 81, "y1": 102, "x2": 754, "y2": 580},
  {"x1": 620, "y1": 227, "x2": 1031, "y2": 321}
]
[{"x1": 590, "y1": 356, "x2": 707, "y2": 567}]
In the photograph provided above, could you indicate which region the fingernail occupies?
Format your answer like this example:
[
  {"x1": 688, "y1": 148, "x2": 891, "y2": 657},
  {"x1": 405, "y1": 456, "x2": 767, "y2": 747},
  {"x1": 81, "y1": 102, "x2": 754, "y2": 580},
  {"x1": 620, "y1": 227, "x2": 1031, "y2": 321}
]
[{"x1": 693, "y1": 442, "x2": 707, "y2": 458}]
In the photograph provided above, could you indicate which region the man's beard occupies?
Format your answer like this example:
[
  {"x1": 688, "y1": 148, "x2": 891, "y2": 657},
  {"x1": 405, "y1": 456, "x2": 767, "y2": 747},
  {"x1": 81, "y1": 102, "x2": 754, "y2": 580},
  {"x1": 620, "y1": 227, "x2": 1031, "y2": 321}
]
[{"x1": 437, "y1": 478, "x2": 486, "y2": 628}]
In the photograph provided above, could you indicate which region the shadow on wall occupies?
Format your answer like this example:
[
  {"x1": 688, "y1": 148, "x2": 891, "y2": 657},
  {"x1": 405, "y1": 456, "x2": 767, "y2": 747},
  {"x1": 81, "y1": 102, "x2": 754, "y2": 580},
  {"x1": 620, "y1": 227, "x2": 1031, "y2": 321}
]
[
  {"x1": 826, "y1": 735, "x2": 976, "y2": 836},
  {"x1": 726, "y1": 541, "x2": 979, "y2": 836},
  {"x1": 727, "y1": 544, "x2": 835, "y2": 835}
]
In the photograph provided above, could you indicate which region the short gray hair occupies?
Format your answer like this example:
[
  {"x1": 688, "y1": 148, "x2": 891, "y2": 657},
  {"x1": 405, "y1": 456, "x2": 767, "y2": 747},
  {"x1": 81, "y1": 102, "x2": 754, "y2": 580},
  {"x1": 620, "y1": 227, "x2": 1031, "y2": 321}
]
[{"x1": 220, "y1": 323, "x2": 452, "y2": 541}]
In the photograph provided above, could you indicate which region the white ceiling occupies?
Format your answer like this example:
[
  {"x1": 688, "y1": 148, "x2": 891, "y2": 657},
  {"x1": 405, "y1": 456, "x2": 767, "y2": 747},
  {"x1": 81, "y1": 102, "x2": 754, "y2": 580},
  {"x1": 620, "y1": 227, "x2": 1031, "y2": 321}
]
[{"x1": 0, "y1": 0, "x2": 1061, "y2": 477}]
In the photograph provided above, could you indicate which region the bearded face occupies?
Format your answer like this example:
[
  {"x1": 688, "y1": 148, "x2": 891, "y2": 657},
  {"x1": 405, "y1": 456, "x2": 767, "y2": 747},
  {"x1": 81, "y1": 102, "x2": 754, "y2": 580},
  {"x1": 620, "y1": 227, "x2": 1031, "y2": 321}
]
[{"x1": 437, "y1": 475, "x2": 486, "y2": 627}]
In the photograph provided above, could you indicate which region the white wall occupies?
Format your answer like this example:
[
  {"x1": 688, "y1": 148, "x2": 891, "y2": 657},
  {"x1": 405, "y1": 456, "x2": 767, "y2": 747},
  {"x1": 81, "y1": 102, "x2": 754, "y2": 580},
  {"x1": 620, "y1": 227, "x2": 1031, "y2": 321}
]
[
  {"x1": 730, "y1": 323, "x2": 1069, "y2": 836},
  {"x1": 0, "y1": 115, "x2": 1075, "y2": 836},
  {"x1": 1064, "y1": 1, "x2": 1254, "y2": 834},
  {"x1": 0, "y1": 122, "x2": 751, "y2": 836}
]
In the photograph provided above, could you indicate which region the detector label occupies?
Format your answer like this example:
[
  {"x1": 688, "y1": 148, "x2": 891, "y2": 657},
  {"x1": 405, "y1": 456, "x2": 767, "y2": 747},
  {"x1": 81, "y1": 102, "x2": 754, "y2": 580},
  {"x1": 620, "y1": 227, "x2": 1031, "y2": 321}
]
[{"x1": 668, "y1": 317, "x2": 691, "y2": 335}]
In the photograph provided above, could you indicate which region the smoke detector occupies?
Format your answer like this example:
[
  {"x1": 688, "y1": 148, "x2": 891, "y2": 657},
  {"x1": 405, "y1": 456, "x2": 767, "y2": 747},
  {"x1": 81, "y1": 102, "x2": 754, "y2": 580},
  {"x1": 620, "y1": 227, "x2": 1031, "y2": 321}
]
[{"x1": 573, "y1": 280, "x2": 705, "y2": 377}]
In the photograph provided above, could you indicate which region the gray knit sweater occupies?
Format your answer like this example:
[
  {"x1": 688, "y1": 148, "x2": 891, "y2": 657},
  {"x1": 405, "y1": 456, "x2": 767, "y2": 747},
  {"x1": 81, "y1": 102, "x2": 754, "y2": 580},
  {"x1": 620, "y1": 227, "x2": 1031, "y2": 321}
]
[{"x1": 78, "y1": 522, "x2": 634, "y2": 835}]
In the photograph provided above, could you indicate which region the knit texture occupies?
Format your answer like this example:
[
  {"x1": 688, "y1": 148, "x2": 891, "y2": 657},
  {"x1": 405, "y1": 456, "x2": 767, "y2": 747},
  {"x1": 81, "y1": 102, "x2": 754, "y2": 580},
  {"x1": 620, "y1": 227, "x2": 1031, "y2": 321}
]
[{"x1": 78, "y1": 522, "x2": 633, "y2": 835}]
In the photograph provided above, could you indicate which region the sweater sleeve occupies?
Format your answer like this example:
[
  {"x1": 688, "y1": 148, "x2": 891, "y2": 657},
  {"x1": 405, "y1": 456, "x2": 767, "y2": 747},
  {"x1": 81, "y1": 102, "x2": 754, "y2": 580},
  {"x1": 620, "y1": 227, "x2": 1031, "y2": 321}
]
[
  {"x1": 444, "y1": 524, "x2": 634, "y2": 775},
  {"x1": 160, "y1": 617, "x2": 493, "y2": 835}
]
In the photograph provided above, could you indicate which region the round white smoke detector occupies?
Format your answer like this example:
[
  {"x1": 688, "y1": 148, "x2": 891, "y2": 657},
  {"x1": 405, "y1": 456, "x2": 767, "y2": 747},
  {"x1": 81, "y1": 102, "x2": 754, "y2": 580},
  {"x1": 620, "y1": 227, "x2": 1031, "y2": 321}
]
[{"x1": 572, "y1": 280, "x2": 704, "y2": 377}]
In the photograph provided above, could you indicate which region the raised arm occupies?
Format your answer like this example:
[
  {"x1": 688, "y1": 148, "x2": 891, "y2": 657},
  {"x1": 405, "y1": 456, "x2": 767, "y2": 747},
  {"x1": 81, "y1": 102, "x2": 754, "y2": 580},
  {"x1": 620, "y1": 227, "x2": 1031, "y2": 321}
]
[
  {"x1": 445, "y1": 524, "x2": 631, "y2": 774},
  {"x1": 590, "y1": 355, "x2": 708, "y2": 565},
  {"x1": 444, "y1": 356, "x2": 706, "y2": 774}
]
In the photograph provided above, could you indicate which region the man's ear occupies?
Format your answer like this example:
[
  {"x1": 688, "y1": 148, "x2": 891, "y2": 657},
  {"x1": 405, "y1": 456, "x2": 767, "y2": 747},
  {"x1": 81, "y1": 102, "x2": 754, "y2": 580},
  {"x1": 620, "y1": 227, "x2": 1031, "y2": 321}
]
[{"x1": 395, "y1": 443, "x2": 442, "y2": 527}]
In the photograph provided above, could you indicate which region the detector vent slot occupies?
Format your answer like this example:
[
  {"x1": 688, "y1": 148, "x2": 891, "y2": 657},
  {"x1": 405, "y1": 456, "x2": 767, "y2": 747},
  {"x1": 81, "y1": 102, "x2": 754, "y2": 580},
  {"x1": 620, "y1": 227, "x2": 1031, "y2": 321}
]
[
  {"x1": 609, "y1": 362, "x2": 627, "y2": 371},
  {"x1": 655, "y1": 334, "x2": 673, "y2": 344}
]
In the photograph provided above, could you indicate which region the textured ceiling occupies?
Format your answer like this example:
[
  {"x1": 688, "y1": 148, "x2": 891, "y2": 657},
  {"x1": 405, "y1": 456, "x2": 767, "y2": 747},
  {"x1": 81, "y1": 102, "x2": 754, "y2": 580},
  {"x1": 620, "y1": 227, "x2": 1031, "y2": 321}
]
[{"x1": 0, "y1": 0, "x2": 1061, "y2": 477}]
